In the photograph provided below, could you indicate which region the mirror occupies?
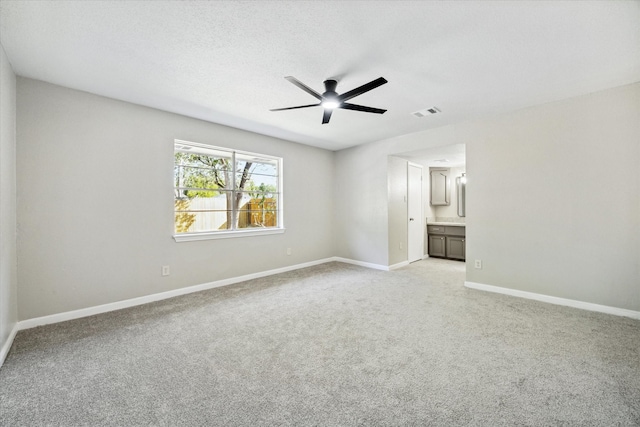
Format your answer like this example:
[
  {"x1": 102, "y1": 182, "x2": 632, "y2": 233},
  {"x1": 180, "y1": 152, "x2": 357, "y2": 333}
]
[{"x1": 456, "y1": 174, "x2": 466, "y2": 217}]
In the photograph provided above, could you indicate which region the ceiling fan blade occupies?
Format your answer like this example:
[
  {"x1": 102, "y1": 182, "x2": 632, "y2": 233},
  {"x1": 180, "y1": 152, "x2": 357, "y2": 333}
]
[
  {"x1": 339, "y1": 103, "x2": 387, "y2": 114},
  {"x1": 270, "y1": 103, "x2": 321, "y2": 111},
  {"x1": 322, "y1": 108, "x2": 333, "y2": 124},
  {"x1": 337, "y1": 77, "x2": 388, "y2": 102},
  {"x1": 284, "y1": 76, "x2": 323, "y2": 101}
]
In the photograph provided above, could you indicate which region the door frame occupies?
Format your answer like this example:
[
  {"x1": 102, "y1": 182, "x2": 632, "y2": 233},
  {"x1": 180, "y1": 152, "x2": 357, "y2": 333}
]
[{"x1": 407, "y1": 162, "x2": 424, "y2": 263}]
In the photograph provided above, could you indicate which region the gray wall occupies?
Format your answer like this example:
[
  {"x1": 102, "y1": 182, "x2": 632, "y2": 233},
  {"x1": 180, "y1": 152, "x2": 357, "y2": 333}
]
[
  {"x1": 0, "y1": 44, "x2": 18, "y2": 353},
  {"x1": 17, "y1": 78, "x2": 335, "y2": 320},
  {"x1": 466, "y1": 83, "x2": 640, "y2": 311},
  {"x1": 333, "y1": 140, "x2": 391, "y2": 266},
  {"x1": 335, "y1": 82, "x2": 640, "y2": 311}
]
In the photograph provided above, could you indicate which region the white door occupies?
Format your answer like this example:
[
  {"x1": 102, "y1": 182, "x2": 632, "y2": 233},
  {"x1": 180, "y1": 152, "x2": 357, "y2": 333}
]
[{"x1": 408, "y1": 163, "x2": 423, "y2": 263}]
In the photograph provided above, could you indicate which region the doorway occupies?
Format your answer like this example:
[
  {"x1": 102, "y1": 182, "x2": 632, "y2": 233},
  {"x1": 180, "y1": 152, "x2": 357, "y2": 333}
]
[{"x1": 392, "y1": 143, "x2": 466, "y2": 270}]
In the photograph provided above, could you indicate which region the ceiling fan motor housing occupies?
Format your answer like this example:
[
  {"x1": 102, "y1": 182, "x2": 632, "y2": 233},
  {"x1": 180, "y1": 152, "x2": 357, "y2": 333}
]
[{"x1": 323, "y1": 79, "x2": 338, "y2": 98}]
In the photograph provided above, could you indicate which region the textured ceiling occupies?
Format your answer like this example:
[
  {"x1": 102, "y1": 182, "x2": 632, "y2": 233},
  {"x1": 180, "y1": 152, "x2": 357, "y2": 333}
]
[{"x1": 1, "y1": 1, "x2": 639, "y2": 151}]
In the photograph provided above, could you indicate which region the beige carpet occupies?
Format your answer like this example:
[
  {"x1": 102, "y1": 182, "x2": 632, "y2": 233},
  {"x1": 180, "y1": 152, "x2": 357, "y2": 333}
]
[{"x1": 1, "y1": 259, "x2": 639, "y2": 426}]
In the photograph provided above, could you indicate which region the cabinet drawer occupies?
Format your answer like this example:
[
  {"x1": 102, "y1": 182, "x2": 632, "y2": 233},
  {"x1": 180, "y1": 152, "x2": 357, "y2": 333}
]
[
  {"x1": 427, "y1": 225, "x2": 465, "y2": 237},
  {"x1": 444, "y1": 226, "x2": 465, "y2": 237},
  {"x1": 427, "y1": 225, "x2": 446, "y2": 234}
]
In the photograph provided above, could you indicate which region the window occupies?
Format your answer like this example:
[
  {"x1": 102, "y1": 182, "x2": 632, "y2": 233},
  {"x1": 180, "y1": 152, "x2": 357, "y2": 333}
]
[{"x1": 173, "y1": 140, "x2": 283, "y2": 241}]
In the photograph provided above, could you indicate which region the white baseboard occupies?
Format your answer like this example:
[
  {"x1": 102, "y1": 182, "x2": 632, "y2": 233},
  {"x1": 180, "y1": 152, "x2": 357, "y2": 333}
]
[
  {"x1": 18, "y1": 257, "x2": 336, "y2": 331},
  {"x1": 332, "y1": 257, "x2": 391, "y2": 271},
  {"x1": 465, "y1": 281, "x2": 640, "y2": 320},
  {"x1": 389, "y1": 261, "x2": 410, "y2": 271},
  {"x1": 1, "y1": 324, "x2": 19, "y2": 367},
  {"x1": 15, "y1": 256, "x2": 396, "y2": 335}
]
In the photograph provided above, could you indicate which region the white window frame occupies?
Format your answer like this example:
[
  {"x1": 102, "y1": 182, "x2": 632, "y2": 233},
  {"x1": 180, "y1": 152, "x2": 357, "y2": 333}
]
[{"x1": 173, "y1": 139, "x2": 284, "y2": 242}]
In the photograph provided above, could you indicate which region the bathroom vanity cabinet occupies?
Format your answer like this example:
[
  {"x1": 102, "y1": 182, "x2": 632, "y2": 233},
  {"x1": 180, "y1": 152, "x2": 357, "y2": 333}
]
[{"x1": 427, "y1": 224, "x2": 465, "y2": 261}]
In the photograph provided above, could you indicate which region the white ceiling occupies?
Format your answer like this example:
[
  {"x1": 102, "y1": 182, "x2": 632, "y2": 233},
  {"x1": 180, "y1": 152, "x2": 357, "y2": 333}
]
[{"x1": 1, "y1": 1, "x2": 639, "y2": 151}]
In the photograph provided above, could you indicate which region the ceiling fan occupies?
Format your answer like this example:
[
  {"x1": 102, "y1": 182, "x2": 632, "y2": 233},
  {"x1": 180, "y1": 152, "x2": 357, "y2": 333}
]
[{"x1": 270, "y1": 76, "x2": 388, "y2": 124}]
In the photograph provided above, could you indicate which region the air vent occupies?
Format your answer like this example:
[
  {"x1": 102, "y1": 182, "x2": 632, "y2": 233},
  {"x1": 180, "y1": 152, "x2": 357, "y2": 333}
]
[{"x1": 412, "y1": 106, "x2": 441, "y2": 118}]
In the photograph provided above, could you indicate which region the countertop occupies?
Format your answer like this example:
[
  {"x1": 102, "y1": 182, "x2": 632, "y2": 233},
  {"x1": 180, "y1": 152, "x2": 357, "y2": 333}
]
[{"x1": 427, "y1": 222, "x2": 466, "y2": 227}]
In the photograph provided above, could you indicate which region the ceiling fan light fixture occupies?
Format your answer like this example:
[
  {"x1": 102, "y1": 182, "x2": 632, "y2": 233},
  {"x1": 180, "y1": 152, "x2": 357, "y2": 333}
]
[{"x1": 321, "y1": 99, "x2": 340, "y2": 109}]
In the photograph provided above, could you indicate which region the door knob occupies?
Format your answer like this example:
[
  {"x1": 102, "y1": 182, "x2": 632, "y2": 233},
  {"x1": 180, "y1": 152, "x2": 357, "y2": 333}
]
[{"x1": 409, "y1": 218, "x2": 414, "y2": 221}]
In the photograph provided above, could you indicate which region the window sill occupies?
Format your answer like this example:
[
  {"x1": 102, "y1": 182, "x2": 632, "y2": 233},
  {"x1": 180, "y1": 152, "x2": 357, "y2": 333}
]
[{"x1": 173, "y1": 228, "x2": 285, "y2": 242}]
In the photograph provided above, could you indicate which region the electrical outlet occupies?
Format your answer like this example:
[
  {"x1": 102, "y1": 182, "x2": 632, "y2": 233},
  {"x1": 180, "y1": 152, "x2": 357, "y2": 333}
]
[
  {"x1": 474, "y1": 260, "x2": 482, "y2": 269},
  {"x1": 286, "y1": 248, "x2": 292, "y2": 256},
  {"x1": 162, "y1": 265, "x2": 170, "y2": 276}
]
